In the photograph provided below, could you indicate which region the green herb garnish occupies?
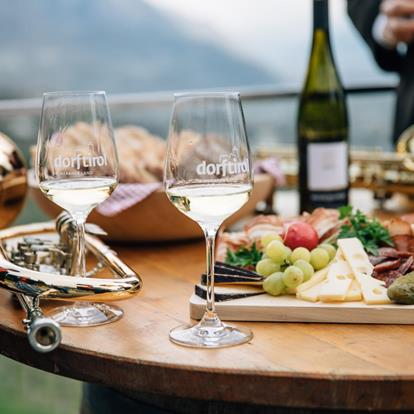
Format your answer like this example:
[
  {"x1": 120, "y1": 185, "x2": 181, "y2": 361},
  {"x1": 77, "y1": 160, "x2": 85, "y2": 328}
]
[
  {"x1": 225, "y1": 242, "x2": 262, "y2": 268},
  {"x1": 337, "y1": 205, "x2": 393, "y2": 255}
]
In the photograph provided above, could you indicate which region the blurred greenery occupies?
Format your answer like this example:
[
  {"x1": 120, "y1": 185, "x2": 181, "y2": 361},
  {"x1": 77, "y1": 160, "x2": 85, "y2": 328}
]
[{"x1": 0, "y1": 356, "x2": 82, "y2": 414}]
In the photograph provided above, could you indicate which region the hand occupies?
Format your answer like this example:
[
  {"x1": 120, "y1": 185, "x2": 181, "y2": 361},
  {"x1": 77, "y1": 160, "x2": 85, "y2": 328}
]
[{"x1": 381, "y1": 0, "x2": 414, "y2": 44}]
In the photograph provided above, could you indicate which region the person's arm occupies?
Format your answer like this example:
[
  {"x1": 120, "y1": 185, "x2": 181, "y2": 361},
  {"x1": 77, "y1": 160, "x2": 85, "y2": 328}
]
[{"x1": 347, "y1": 0, "x2": 404, "y2": 72}]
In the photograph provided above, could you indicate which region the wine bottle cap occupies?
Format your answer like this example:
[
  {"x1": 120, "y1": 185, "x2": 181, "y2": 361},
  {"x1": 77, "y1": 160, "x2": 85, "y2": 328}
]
[{"x1": 313, "y1": 0, "x2": 329, "y2": 31}]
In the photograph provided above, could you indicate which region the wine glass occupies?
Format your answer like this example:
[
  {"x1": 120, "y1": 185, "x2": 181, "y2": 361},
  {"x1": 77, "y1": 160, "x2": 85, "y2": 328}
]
[
  {"x1": 164, "y1": 92, "x2": 253, "y2": 348},
  {"x1": 36, "y1": 91, "x2": 122, "y2": 327}
]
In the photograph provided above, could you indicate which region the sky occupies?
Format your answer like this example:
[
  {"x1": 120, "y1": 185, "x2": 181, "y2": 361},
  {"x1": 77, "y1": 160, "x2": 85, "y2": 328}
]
[{"x1": 146, "y1": 0, "x2": 397, "y2": 87}]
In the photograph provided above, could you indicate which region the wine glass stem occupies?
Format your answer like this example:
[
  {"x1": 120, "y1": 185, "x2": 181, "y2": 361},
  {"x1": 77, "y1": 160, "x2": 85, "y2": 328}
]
[
  {"x1": 73, "y1": 215, "x2": 88, "y2": 312},
  {"x1": 203, "y1": 228, "x2": 217, "y2": 319},
  {"x1": 75, "y1": 216, "x2": 87, "y2": 278}
]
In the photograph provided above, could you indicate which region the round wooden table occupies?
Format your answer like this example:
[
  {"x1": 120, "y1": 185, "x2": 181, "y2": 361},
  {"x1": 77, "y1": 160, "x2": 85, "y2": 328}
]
[
  {"x1": 0, "y1": 189, "x2": 414, "y2": 412},
  {"x1": 1, "y1": 235, "x2": 414, "y2": 412}
]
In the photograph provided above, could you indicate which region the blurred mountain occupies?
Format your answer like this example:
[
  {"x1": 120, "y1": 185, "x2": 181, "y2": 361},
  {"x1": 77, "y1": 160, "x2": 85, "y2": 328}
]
[{"x1": 0, "y1": 0, "x2": 274, "y2": 98}]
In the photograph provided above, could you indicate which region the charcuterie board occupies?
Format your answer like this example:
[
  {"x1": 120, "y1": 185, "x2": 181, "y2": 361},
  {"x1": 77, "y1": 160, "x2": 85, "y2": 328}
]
[
  {"x1": 189, "y1": 293, "x2": 414, "y2": 324},
  {"x1": 189, "y1": 207, "x2": 414, "y2": 325}
]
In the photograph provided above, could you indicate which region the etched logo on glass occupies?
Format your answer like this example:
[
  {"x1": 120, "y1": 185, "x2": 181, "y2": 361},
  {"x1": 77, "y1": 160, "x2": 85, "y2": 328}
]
[
  {"x1": 196, "y1": 147, "x2": 248, "y2": 176},
  {"x1": 54, "y1": 154, "x2": 108, "y2": 170}
]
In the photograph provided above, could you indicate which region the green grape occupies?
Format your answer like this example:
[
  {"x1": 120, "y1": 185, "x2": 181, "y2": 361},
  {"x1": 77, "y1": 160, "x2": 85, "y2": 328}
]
[
  {"x1": 319, "y1": 243, "x2": 336, "y2": 261},
  {"x1": 290, "y1": 247, "x2": 311, "y2": 263},
  {"x1": 285, "y1": 247, "x2": 293, "y2": 265},
  {"x1": 263, "y1": 272, "x2": 285, "y2": 296},
  {"x1": 266, "y1": 240, "x2": 289, "y2": 263},
  {"x1": 310, "y1": 248, "x2": 330, "y2": 270},
  {"x1": 283, "y1": 266, "x2": 304, "y2": 288},
  {"x1": 294, "y1": 259, "x2": 314, "y2": 282},
  {"x1": 261, "y1": 232, "x2": 283, "y2": 248},
  {"x1": 256, "y1": 259, "x2": 280, "y2": 277}
]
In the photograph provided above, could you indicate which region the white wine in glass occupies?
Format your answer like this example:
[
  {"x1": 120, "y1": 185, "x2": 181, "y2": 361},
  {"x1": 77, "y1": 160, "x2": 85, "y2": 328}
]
[
  {"x1": 164, "y1": 92, "x2": 254, "y2": 348},
  {"x1": 36, "y1": 91, "x2": 121, "y2": 327},
  {"x1": 40, "y1": 177, "x2": 117, "y2": 217}
]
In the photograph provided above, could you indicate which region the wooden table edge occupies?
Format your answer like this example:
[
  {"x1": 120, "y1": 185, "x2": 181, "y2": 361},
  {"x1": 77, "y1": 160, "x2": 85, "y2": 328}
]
[{"x1": 2, "y1": 323, "x2": 414, "y2": 411}]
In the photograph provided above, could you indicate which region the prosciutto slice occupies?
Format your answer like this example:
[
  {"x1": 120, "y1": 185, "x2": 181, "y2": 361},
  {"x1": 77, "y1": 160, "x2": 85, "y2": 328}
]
[{"x1": 304, "y1": 208, "x2": 340, "y2": 239}]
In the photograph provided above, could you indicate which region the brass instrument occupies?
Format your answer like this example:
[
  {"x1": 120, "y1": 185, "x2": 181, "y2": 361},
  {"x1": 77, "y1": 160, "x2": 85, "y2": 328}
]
[
  {"x1": 15, "y1": 294, "x2": 61, "y2": 353},
  {"x1": 0, "y1": 133, "x2": 142, "y2": 352},
  {"x1": 0, "y1": 213, "x2": 142, "y2": 352}
]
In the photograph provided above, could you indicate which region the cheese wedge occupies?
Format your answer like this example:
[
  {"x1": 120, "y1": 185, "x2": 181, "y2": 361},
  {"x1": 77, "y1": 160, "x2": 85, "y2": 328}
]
[
  {"x1": 337, "y1": 238, "x2": 391, "y2": 305},
  {"x1": 297, "y1": 279, "x2": 326, "y2": 302},
  {"x1": 344, "y1": 280, "x2": 362, "y2": 302},
  {"x1": 335, "y1": 247, "x2": 345, "y2": 261},
  {"x1": 296, "y1": 267, "x2": 329, "y2": 293},
  {"x1": 319, "y1": 260, "x2": 353, "y2": 302}
]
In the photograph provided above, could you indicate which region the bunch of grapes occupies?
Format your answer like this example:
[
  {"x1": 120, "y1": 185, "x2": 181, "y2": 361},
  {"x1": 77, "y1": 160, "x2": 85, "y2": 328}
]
[{"x1": 256, "y1": 232, "x2": 336, "y2": 296}]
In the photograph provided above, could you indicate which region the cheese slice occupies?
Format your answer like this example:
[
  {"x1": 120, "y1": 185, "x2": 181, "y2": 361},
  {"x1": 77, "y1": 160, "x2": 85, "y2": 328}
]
[
  {"x1": 319, "y1": 260, "x2": 353, "y2": 302},
  {"x1": 297, "y1": 279, "x2": 326, "y2": 302},
  {"x1": 296, "y1": 267, "x2": 329, "y2": 293},
  {"x1": 337, "y1": 238, "x2": 391, "y2": 305},
  {"x1": 335, "y1": 247, "x2": 345, "y2": 261},
  {"x1": 344, "y1": 280, "x2": 362, "y2": 302}
]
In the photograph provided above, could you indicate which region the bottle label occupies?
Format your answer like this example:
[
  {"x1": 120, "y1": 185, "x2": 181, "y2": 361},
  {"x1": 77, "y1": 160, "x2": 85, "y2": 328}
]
[{"x1": 307, "y1": 141, "x2": 348, "y2": 190}]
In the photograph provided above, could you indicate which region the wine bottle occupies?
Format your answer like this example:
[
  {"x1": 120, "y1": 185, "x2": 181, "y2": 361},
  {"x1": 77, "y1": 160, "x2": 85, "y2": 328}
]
[{"x1": 297, "y1": 0, "x2": 349, "y2": 213}]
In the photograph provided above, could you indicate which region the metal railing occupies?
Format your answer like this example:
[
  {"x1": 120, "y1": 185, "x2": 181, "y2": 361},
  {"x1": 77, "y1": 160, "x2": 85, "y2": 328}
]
[{"x1": 0, "y1": 82, "x2": 397, "y2": 118}]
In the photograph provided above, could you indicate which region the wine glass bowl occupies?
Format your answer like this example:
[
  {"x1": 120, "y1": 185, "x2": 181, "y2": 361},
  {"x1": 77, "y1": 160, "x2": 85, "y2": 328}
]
[
  {"x1": 37, "y1": 120, "x2": 118, "y2": 219},
  {"x1": 36, "y1": 91, "x2": 122, "y2": 327},
  {"x1": 164, "y1": 92, "x2": 254, "y2": 348}
]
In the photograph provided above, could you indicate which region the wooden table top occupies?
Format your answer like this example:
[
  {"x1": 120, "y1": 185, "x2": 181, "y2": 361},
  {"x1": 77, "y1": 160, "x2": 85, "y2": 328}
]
[{"x1": 2, "y1": 190, "x2": 414, "y2": 411}]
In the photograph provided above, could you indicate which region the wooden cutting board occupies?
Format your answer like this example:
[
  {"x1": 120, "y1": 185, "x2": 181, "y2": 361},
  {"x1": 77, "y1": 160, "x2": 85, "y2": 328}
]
[{"x1": 189, "y1": 293, "x2": 414, "y2": 324}]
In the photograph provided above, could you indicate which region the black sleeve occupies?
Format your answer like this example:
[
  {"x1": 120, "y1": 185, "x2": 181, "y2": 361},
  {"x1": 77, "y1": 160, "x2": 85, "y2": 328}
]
[{"x1": 347, "y1": 0, "x2": 404, "y2": 73}]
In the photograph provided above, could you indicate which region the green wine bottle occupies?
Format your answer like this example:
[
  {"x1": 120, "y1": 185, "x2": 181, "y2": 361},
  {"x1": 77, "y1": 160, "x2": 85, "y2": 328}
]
[{"x1": 297, "y1": 0, "x2": 349, "y2": 213}]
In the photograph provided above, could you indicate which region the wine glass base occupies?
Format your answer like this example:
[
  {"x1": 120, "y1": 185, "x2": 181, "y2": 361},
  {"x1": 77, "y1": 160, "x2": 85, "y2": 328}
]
[
  {"x1": 169, "y1": 322, "x2": 253, "y2": 348},
  {"x1": 48, "y1": 303, "x2": 123, "y2": 327}
]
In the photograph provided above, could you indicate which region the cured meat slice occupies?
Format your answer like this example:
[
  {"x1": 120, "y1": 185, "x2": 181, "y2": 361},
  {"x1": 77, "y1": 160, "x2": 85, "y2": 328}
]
[
  {"x1": 384, "y1": 218, "x2": 413, "y2": 237},
  {"x1": 372, "y1": 270, "x2": 402, "y2": 287},
  {"x1": 369, "y1": 255, "x2": 388, "y2": 266},
  {"x1": 243, "y1": 215, "x2": 285, "y2": 241},
  {"x1": 374, "y1": 259, "x2": 401, "y2": 272},
  {"x1": 216, "y1": 231, "x2": 250, "y2": 262},
  {"x1": 372, "y1": 257, "x2": 414, "y2": 287},
  {"x1": 396, "y1": 251, "x2": 413, "y2": 258},
  {"x1": 392, "y1": 235, "x2": 412, "y2": 253},
  {"x1": 304, "y1": 208, "x2": 340, "y2": 238},
  {"x1": 244, "y1": 214, "x2": 285, "y2": 232},
  {"x1": 377, "y1": 247, "x2": 400, "y2": 258},
  {"x1": 245, "y1": 223, "x2": 283, "y2": 242},
  {"x1": 398, "y1": 256, "x2": 414, "y2": 275}
]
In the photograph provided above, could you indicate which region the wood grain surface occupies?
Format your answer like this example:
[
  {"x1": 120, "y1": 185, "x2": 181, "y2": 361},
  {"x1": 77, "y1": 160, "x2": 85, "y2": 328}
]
[{"x1": 1, "y1": 238, "x2": 414, "y2": 411}]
